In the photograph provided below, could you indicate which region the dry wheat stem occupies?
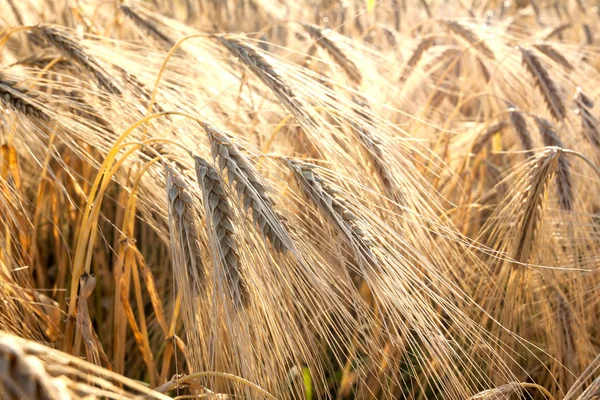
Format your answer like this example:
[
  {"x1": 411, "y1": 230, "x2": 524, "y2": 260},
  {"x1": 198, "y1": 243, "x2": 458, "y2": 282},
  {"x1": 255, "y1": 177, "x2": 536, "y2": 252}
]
[{"x1": 194, "y1": 155, "x2": 249, "y2": 307}]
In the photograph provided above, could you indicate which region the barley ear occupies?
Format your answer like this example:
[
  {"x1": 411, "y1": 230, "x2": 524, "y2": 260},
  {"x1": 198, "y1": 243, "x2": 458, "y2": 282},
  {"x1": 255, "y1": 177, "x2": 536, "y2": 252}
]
[{"x1": 194, "y1": 155, "x2": 249, "y2": 307}]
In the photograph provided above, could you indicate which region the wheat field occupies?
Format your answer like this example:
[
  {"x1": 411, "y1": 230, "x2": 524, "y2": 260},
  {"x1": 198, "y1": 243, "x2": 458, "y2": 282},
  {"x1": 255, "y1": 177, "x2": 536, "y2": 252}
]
[{"x1": 0, "y1": 0, "x2": 599, "y2": 399}]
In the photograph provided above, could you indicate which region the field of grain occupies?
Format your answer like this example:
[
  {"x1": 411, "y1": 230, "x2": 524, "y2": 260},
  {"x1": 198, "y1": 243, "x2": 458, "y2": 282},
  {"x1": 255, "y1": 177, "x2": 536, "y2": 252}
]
[{"x1": 1, "y1": 0, "x2": 600, "y2": 399}]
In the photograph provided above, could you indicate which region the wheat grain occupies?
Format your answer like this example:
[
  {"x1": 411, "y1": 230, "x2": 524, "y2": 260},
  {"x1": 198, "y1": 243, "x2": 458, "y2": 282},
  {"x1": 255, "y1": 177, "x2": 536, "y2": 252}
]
[
  {"x1": 201, "y1": 122, "x2": 289, "y2": 253},
  {"x1": 512, "y1": 149, "x2": 559, "y2": 263},
  {"x1": 194, "y1": 156, "x2": 249, "y2": 307},
  {"x1": 534, "y1": 116, "x2": 573, "y2": 210},
  {"x1": 400, "y1": 35, "x2": 437, "y2": 82},
  {"x1": 519, "y1": 46, "x2": 566, "y2": 121}
]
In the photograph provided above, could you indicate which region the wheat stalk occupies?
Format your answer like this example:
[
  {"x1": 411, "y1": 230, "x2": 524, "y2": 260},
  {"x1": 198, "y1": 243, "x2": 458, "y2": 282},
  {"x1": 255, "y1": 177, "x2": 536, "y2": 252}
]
[
  {"x1": 194, "y1": 155, "x2": 249, "y2": 307},
  {"x1": 30, "y1": 25, "x2": 122, "y2": 94},
  {"x1": 201, "y1": 122, "x2": 289, "y2": 253},
  {"x1": 519, "y1": 46, "x2": 566, "y2": 121},
  {"x1": 534, "y1": 116, "x2": 573, "y2": 210}
]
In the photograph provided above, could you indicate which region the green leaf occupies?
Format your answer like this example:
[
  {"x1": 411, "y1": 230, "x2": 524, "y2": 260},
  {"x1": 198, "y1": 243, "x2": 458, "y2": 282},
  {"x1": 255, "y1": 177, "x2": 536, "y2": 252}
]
[
  {"x1": 367, "y1": 0, "x2": 376, "y2": 13},
  {"x1": 303, "y1": 366, "x2": 313, "y2": 400}
]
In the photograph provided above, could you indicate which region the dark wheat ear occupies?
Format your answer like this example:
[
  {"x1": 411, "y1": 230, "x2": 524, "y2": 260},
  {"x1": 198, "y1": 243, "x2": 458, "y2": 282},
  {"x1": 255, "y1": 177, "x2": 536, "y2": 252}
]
[
  {"x1": 518, "y1": 46, "x2": 566, "y2": 121},
  {"x1": 574, "y1": 88, "x2": 600, "y2": 148},
  {"x1": 0, "y1": 75, "x2": 49, "y2": 120},
  {"x1": 512, "y1": 149, "x2": 560, "y2": 264},
  {"x1": 533, "y1": 43, "x2": 574, "y2": 71},
  {"x1": 508, "y1": 108, "x2": 534, "y2": 154},
  {"x1": 301, "y1": 23, "x2": 362, "y2": 84},
  {"x1": 193, "y1": 156, "x2": 249, "y2": 307},
  {"x1": 201, "y1": 122, "x2": 290, "y2": 254},
  {"x1": 282, "y1": 157, "x2": 378, "y2": 269},
  {"x1": 165, "y1": 165, "x2": 206, "y2": 290},
  {"x1": 119, "y1": 4, "x2": 175, "y2": 47},
  {"x1": 30, "y1": 25, "x2": 122, "y2": 95},
  {"x1": 443, "y1": 20, "x2": 495, "y2": 59},
  {"x1": 534, "y1": 117, "x2": 573, "y2": 211}
]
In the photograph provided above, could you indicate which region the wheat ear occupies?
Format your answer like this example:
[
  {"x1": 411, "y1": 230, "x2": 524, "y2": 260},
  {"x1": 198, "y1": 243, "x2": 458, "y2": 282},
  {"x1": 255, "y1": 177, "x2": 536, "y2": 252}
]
[
  {"x1": 534, "y1": 116, "x2": 573, "y2": 210},
  {"x1": 301, "y1": 23, "x2": 362, "y2": 84},
  {"x1": 282, "y1": 157, "x2": 378, "y2": 268},
  {"x1": 519, "y1": 46, "x2": 566, "y2": 121},
  {"x1": 0, "y1": 74, "x2": 49, "y2": 120},
  {"x1": 512, "y1": 149, "x2": 560, "y2": 264},
  {"x1": 443, "y1": 20, "x2": 495, "y2": 59},
  {"x1": 119, "y1": 4, "x2": 175, "y2": 47},
  {"x1": 31, "y1": 24, "x2": 122, "y2": 95},
  {"x1": 194, "y1": 156, "x2": 249, "y2": 307},
  {"x1": 0, "y1": 334, "x2": 70, "y2": 400},
  {"x1": 574, "y1": 88, "x2": 600, "y2": 148},
  {"x1": 508, "y1": 108, "x2": 534, "y2": 153},
  {"x1": 533, "y1": 43, "x2": 574, "y2": 71},
  {"x1": 165, "y1": 164, "x2": 206, "y2": 290},
  {"x1": 201, "y1": 122, "x2": 289, "y2": 253}
]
